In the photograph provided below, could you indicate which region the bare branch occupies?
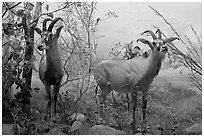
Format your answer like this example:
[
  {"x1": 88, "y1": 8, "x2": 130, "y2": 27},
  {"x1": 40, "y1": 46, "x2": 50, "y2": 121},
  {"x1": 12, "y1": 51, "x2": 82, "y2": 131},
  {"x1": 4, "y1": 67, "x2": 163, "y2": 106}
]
[
  {"x1": 2, "y1": 2, "x2": 22, "y2": 18},
  {"x1": 151, "y1": 8, "x2": 202, "y2": 91}
]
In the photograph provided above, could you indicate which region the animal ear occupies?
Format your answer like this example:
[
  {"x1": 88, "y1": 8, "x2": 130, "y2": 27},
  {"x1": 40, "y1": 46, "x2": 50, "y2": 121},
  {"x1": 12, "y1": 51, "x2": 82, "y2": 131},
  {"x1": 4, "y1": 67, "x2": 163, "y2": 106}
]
[
  {"x1": 137, "y1": 38, "x2": 154, "y2": 50},
  {"x1": 156, "y1": 46, "x2": 161, "y2": 51},
  {"x1": 55, "y1": 26, "x2": 63, "y2": 38},
  {"x1": 156, "y1": 29, "x2": 162, "y2": 39},
  {"x1": 152, "y1": 41, "x2": 157, "y2": 47},
  {"x1": 164, "y1": 37, "x2": 179, "y2": 44},
  {"x1": 34, "y1": 27, "x2": 42, "y2": 35}
]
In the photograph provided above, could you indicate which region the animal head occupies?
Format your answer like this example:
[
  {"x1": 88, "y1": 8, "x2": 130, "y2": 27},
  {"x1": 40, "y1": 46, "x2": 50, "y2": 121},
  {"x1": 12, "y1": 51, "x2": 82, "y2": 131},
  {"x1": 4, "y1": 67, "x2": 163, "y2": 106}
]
[
  {"x1": 143, "y1": 51, "x2": 150, "y2": 58},
  {"x1": 137, "y1": 29, "x2": 179, "y2": 60},
  {"x1": 35, "y1": 18, "x2": 63, "y2": 51}
]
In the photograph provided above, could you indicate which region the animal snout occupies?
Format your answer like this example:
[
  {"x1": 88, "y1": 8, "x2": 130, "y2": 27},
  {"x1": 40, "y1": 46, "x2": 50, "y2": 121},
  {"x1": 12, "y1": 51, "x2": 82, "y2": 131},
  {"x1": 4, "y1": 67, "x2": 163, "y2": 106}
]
[
  {"x1": 161, "y1": 46, "x2": 168, "y2": 52},
  {"x1": 37, "y1": 44, "x2": 48, "y2": 51},
  {"x1": 37, "y1": 45, "x2": 45, "y2": 51}
]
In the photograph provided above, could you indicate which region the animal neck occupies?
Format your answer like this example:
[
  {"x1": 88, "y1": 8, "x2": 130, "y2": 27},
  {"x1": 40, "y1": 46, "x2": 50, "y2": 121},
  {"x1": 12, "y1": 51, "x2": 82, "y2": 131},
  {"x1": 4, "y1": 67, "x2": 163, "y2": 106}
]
[
  {"x1": 143, "y1": 53, "x2": 164, "y2": 82},
  {"x1": 46, "y1": 41, "x2": 62, "y2": 69}
]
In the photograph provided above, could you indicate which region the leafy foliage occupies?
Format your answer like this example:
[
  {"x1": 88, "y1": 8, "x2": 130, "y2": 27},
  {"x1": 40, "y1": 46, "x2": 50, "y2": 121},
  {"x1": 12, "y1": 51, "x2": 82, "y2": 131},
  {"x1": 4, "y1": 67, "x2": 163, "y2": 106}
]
[
  {"x1": 59, "y1": 3, "x2": 98, "y2": 101},
  {"x1": 2, "y1": 2, "x2": 42, "y2": 131}
]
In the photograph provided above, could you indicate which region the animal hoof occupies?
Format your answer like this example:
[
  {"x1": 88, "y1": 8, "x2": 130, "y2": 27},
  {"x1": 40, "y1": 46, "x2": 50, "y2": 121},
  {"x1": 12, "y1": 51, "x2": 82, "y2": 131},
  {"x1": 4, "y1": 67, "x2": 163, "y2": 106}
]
[
  {"x1": 130, "y1": 121, "x2": 139, "y2": 134},
  {"x1": 138, "y1": 125, "x2": 149, "y2": 134},
  {"x1": 44, "y1": 114, "x2": 51, "y2": 121}
]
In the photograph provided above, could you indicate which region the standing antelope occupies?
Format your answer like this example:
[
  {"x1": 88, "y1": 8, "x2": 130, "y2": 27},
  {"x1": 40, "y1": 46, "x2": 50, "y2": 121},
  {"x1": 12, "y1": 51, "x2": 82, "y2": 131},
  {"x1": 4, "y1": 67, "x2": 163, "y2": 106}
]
[
  {"x1": 93, "y1": 29, "x2": 179, "y2": 134},
  {"x1": 35, "y1": 18, "x2": 64, "y2": 120}
]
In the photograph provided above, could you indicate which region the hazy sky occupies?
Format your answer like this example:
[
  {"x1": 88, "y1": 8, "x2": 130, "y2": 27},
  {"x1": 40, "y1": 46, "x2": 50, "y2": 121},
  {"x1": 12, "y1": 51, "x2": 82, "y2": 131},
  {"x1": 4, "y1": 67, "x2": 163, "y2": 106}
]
[
  {"x1": 144, "y1": 2, "x2": 202, "y2": 32},
  {"x1": 46, "y1": 2, "x2": 202, "y2": 58},
  {"x1": 94, "y1": 2, "x2": 202, "y2": 58}
]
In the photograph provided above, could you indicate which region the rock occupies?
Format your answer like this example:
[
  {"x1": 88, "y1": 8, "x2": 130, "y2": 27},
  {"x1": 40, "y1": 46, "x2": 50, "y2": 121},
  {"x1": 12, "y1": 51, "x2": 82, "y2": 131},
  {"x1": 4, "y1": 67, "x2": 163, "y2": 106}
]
[
  {"x1": 185, "y1": 123, "x2": 202, "y2": 135},
  {"x1": 70, "y1": 121, "x2": 83, "y2": 132},
  {"x1": 78, "y1": 123, "x2": 91, "y2": 135},
  {"x1": 2, "y1": 124, "x2": 20, "y2": 135},
  {"x1": 70, "y1": 120, "x2": 91, "y2": 135},
  {"x1": 36, "y1": 121, "x2": 50, "y2": 134},
  {"x1": 47, "y1": 127, "x2": 65, "y2": 135},
  {"x1": 70, "y1": 113, "x2": 86, "y2": 122},
  {"x1": 88, "y1": 125, "x2": 127, "y2": 135},
  {"x1": 135, "y1": 133, "x2": 143, "y2": 135},
  {"x1": 2, "y1": 124, "x2": 15, "y2": 135},
  {"x1": 2, "y1": 102, "x2": 14, "y2": 124}
]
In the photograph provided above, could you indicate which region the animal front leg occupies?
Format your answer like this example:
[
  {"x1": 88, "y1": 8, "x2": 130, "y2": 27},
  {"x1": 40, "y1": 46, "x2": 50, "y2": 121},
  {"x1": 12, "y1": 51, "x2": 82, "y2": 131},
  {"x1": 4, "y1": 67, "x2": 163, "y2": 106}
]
[
  {"x1": 126, "y1": 93, "x2": 130, "y2": 111},
  {"x1": 131, "y1": 92, "x2": 137, "y2": 134},
  {"x1": 111, "y1": 91, "x2": 116, "y2": 104},
  {"x1": 98, "y1": 84, "x2": 111, "y2": 122},
  {"x1": 53, "y1": 83, "x2": 61, "y2": 117},
  {"x1": 142, "y1": 91, "x2": 148, "y2": 134},
  {"x1": 98, "y1": 84, "x2": 111, "y2": 104},
  {"x1": 45, "y1": 84, "x2": 51, "y2": 120}
]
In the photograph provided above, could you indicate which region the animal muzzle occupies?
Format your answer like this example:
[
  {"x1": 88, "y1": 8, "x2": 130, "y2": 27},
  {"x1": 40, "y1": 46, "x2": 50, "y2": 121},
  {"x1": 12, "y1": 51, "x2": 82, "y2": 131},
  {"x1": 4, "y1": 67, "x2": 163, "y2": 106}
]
[
  {"x1": 37, "y1": 44, "x2": 48, "y2": 51},
  {"x1": 161, "y1": 46, "x2": 168, "y2": 52}
]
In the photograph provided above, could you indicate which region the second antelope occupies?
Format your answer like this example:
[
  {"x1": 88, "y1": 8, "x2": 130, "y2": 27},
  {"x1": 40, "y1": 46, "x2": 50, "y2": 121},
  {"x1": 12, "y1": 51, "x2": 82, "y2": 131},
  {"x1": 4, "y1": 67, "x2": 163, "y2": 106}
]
[
  {"x1": 93, "y1": 29, "x2": 179, "y2": 134},
  {"x1": 35, "y1": 18, "x2": 64, "y2": 120}
]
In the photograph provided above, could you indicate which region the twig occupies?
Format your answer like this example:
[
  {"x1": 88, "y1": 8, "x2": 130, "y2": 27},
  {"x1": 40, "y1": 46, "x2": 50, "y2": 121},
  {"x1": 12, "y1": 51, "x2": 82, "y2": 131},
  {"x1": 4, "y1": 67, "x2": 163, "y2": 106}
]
[
  {"x1": 3, "y1": 2, "x2": 22, "y2": 18},
  {"x1": 26, "y1": 2, "x2": 76, "y2": 28},
  {"x1": 190, "y1": 25, "x2": 202, "y2": 48},
  {"x1": 149, "y1": 6, "x2": 186, "y2": 45}
]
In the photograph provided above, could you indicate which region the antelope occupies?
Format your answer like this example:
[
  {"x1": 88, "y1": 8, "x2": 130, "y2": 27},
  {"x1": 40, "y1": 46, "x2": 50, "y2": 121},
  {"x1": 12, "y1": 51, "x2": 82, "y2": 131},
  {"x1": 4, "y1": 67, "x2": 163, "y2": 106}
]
[
  {"x1": 124, "y1": 41, "x2": 143, "y2": 60},
  {"x1": 35, "y1": 18, "x2": 64, "y2": 120},
  {"x1": 93, "y1": 29, "x2": 179, "y2": 134},
  {"x1": 142, "y1": 50, "x2": 150, "y2": 58}
]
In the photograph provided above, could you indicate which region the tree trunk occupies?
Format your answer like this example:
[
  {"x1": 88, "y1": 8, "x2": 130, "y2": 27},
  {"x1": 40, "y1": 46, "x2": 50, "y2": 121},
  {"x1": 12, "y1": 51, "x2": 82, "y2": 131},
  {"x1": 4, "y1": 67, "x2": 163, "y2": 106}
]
[{"x1": 21, "y1": 2, "x2": 42, "y2": 119}]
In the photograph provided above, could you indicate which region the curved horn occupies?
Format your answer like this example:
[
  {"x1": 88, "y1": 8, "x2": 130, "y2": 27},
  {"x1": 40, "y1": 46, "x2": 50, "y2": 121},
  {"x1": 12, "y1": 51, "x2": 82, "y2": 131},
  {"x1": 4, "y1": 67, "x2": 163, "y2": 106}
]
[
  {"x1": 134, "y1": 46, "x2": 141, "y2": 51},
  {"x1": 34, "y1": 27, "x2": 42, "y2": 35},
  {"x1": 164, "y1": 37, "x2": 180, "y2": 44},
  {"x1": 141, "y1": 30, "x2": 157, "y2": 40},
  {"x1": 55, "y1": 26, "x2": 63, "y2": 38},
  {"x1": 137, "y1": 38, "x2": 154, "y2": 50},
  {"x1": 43, "y1": 18, "x2": 53, "y2": 31},
  {"x1": 48, "y1": 17, "x2": 63, "y2": 32},
  {"x1": 156, "y1": 29, "x2": 162, "y2": 39}
]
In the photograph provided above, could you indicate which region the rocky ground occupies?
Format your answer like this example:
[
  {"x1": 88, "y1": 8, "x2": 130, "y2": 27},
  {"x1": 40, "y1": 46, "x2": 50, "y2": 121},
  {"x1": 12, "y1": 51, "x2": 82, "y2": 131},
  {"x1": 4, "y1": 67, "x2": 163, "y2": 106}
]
[{"x1": 2, "y1": 67, "x2": 202, "y2": 135}]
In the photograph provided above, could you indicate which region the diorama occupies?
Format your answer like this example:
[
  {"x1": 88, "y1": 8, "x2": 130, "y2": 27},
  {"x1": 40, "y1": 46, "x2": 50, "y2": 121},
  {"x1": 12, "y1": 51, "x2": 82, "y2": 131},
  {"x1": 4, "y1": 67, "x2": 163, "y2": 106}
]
[{"x1": 2, "y1": 2, "x2": 202, "y2": 135}]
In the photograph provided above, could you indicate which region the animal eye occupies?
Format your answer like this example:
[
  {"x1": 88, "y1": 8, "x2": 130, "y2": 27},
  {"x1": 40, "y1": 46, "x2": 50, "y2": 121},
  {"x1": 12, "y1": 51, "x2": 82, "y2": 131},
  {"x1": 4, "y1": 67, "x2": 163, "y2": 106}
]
[
  {"x1": 157, "y1": 46, "x2": 160, "y2": 51},
  {"x1": 152, "y1": 42, "x2": 156, "y2": 46},
  {"x1": 49, "y1": 33, "x2": 53, "y2": 38},
  {"x1": 45, "y1": 36, "x2": 49, "y2": 42},
  {"x1": 49, "y1": 34, "x2": 54, "y2": 40}
]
